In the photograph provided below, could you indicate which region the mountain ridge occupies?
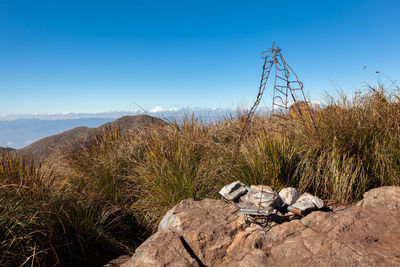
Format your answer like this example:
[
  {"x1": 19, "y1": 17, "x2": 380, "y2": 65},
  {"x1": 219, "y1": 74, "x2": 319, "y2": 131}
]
[
  {"x1": 11, "y1": 115, "x2": 166, "y2": 161},
  {"x1": 0, "y1": 108, "x2": 248, "y2": 149}
]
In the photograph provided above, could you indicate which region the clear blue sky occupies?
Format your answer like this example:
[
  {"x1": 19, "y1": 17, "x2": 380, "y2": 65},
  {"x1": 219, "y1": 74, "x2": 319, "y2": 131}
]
[{"x1": 0, "y1": 0, "x2": 399, "y2": 114}]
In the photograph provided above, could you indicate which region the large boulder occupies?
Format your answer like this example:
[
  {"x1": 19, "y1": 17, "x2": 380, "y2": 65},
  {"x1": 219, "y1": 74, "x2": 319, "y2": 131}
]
[
  {"x1": 358, "y1": 186, "x2": 400, "y2": 209},
  {"x1": 121, "y1": 198, "x2": 241, "y2": 267},
  {"x1": 111, "y1": 186, "x2": 400, "y2": 267}
]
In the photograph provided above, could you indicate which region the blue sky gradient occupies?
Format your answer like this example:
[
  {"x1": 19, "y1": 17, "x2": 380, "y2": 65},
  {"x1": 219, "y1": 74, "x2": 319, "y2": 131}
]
[{"x1": 0, "y1": 0, "x2": 399, "y2": 114}]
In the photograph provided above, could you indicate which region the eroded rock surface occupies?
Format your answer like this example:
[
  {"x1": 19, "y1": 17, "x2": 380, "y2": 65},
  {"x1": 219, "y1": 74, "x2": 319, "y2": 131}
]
[{"x1": 112, "y1": 186, "x2": 400, "y2": 267}]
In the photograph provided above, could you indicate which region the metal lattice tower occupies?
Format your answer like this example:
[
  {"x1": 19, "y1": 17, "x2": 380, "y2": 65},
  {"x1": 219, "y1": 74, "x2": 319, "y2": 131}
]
[
  {"x1": 259, "y1": 42, "x2": 311, "y2": 129},
  {"x1": 225, "y1": 42, "x2": 315, "y2": 183}
]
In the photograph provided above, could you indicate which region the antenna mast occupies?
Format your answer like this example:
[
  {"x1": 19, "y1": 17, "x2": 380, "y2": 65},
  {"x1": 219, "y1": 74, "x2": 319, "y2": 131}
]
[{"x1": 225, "y1": 42, "x2": 313, "y2": 182}]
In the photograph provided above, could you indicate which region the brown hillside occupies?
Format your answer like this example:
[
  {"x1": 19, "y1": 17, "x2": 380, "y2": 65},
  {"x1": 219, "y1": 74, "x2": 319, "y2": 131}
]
[
  {"x1": 15, "y1": 115, "x2": 166, "y2": 161},
  {"x1": 101, "y1": 114, "x2": 167, "y2": 132},
  {"x1": 0, "y1": 147, "x2": 15, "y2": 154},
  {"x1": 16, "y1": 126, "x2": 92, "y2": 161}
]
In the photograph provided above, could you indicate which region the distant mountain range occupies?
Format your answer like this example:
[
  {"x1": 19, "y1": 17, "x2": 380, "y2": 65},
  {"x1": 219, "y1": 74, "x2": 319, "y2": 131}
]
[
  {"x1": 1, "y1": 115, "x2": 166, "y2": 161},
  {"x1": 0, "y1": 107, "x2": 241, "y2": 121},
  {"x1": 0, "y1": 107, "x2": 270, "y2": 149}
]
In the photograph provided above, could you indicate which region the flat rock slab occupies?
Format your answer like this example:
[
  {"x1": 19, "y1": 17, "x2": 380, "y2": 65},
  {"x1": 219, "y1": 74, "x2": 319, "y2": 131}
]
[
  {"x1": 219, "y1": 181, "x2": 248, "y2": 201},
  {"x1": 110, "y1": 186, "x2": 400, "y2": 267}
]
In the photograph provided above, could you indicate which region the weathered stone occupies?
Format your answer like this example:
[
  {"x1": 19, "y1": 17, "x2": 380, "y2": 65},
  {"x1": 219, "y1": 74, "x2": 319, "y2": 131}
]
[
  {"x1": 219, "y1": 181, "x2": 248, "y2": 201},
  {"x1": 121, "y1": 231, "x2": 200, "y2": 267},
  {"x1": 158, "y1": 206, "x2": 181, "y2": 231},
  {"x1": 239, "y1": 186, "x2": 283, "y2": 209},
  {"x1": 238, "y1": 249, "x2": 269, "y2": 267},
  {"x1": 269, "y1": 236, "x2": 314, "y2": 263},
  {"x1": 359, "y1": 186, "x2": 400, "y2": 210},
  {"x1": 291, "y1": 198, "x2": 315, "y2": 211},
  {"x1": 292, "y1": 192, "x2": 324, "y2": 211},
  {"x1": 268, "y1": 219, "x2": 306, "y2": 242},
  {"x1": 300, "y1": 211, "x2": 335, "y2": 233},
  {"x1": 279, "y1": 187, "x2": 300, "y2": 205},
  {"x1": 115, "y1": 186, "x2": 400, "y2": 267}
]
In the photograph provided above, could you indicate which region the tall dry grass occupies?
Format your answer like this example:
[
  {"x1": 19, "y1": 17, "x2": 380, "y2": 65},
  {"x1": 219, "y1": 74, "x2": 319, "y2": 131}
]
[
  {"x1": 0, "y1": 128, "x2": 148, "y2": 266},
  {"x1": 0, "y1": 155, "x2": 57, "y2": 266},
  {"x1": 291, "y1": 85, "x2": 400, "y2": 203}
]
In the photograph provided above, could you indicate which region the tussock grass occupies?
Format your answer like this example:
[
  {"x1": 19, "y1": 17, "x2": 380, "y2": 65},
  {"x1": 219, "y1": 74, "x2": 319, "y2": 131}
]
[
  {"x1": 134, "y1": 119, "x2": 221, "y2": 226},
  {"x1": 1, "y1": 84, "x2": 400, "y2": 265},
  {"x1": 0, "y1": 155, "x2": 63, "y2": 266},
  {"x1": 292, "y1": 85, "x2": 400, "y2": 203},
  {"x1": 0, "y1": 129, "x2": 148, "y2": 266}
]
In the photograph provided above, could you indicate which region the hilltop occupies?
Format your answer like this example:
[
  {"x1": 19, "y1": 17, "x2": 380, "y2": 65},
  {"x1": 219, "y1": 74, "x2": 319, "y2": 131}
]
[
  {"x1": 13, "y1": 115, "x2": 166, "y2": 161},
  {"x1": 0, "y1": 147, "x2": 15, "y2": 154}
]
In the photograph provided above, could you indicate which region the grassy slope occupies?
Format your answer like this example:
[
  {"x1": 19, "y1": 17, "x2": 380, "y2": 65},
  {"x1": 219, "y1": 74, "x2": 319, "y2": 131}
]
[
  {"x1": 1, "y1": 86, "x2": 400, "y2": 266},
  {"x1": 15, "y1": 115, "x2": 166, "y2": 161}
]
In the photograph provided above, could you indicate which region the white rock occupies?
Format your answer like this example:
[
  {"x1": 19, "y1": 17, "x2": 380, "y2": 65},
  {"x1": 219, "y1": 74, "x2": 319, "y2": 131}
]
[
  {"x1": 219, "y1": 181, "x2": 248, "y2": 201},
  {"x1": 279, "y1": 187, "x2": 301, "y2": 205},
  {"x1": 302, "y1": 193, "x2": 324, "y2": 209},
  {"x1": 292, "y1": 198, "x2": 316, "y2": 211},
  {"x1": 292, "y1": 192, "x2": 324, "y2": 211}
]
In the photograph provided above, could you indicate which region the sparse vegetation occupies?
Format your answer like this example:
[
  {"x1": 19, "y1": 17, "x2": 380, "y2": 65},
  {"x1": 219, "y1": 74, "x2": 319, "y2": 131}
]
[{"x1": 1, "y1": 84, "x2": 400, "y2": 266}]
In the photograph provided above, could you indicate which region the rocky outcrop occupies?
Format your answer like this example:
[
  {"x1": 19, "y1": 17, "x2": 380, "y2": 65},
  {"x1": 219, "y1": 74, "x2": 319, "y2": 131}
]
[{"x1": 112, "y1": 186, "x2": 400, "y2": 266}]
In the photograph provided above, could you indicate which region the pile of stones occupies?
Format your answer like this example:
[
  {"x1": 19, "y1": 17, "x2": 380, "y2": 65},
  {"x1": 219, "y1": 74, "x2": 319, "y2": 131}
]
[{"x1": 219, "y1": 181, "x2": 324, "y2": 215}]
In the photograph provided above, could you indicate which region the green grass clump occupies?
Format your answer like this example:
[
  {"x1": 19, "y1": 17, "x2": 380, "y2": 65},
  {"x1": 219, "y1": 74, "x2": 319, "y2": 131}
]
[
  {"x1": 134, "y1": 119, "x2": 223, "y2": 227},
  {"x1": 233, "y1": 130, "x2": 299, "y2": 189}
]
